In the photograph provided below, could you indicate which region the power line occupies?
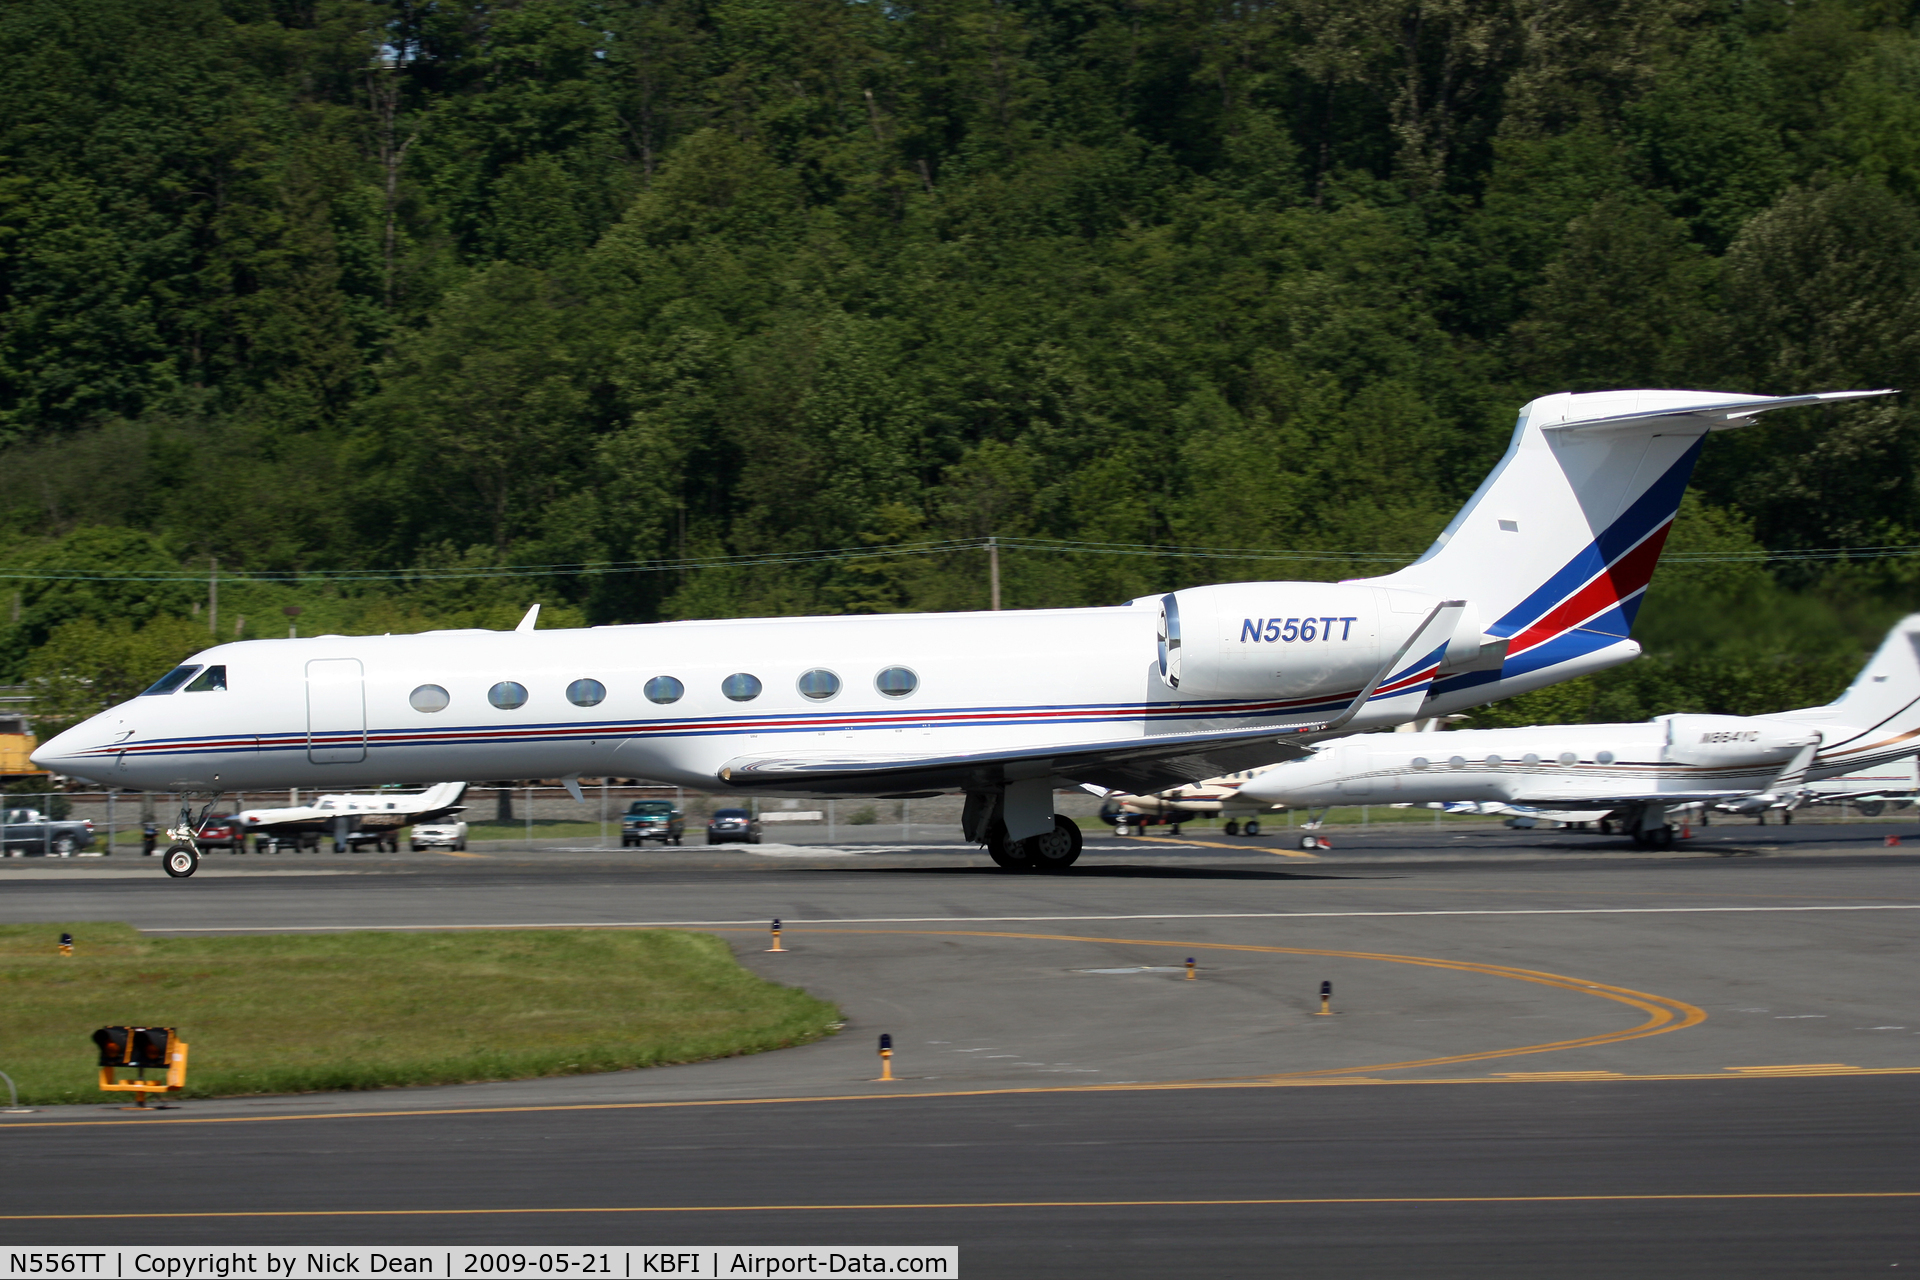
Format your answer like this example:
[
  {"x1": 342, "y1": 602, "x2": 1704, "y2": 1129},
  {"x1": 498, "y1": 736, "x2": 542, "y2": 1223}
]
[{"x1": 2, "y1": 537, "x2": 1918, "y2": 585}]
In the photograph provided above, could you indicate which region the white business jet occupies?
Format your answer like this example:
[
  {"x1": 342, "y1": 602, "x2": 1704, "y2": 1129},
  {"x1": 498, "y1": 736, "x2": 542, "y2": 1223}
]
[
  {"x1": 235, "y1": 781, "x2": 469, "y2": 852},
  {"x1": 1238, "y1": 613, "x2": 1920, "y2": 848},
  {"x1": 32, "y1": 388, "x2": 1890, "y2": 877}
]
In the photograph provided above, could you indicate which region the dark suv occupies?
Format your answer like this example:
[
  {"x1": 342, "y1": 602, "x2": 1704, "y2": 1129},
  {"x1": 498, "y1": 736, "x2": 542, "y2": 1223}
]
[
  {"x1": 706, "y1": 808, "x2": 762, "y2": 845},
  {"x1": 621, "y1": 800, "x2": 685, "y2": 847}
]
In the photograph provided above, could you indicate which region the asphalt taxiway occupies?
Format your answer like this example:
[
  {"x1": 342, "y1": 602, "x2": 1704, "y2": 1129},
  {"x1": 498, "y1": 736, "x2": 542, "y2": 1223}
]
[{"x1": 2, "y1": 824, "x2": 1916, "y2": 1275}]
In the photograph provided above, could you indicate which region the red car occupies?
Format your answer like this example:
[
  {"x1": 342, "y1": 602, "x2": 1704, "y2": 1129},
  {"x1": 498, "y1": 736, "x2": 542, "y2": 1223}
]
[{"x1": 195, "y1": 814, "x2": 247, "y2": 852}]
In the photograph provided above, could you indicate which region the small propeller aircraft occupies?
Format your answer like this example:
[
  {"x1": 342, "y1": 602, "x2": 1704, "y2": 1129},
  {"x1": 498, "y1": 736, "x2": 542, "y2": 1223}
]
[
  {"x1": 234, "y1": 781, "x2": 468, "y2": 852},
  {"x1": 33, "y1": 388, "x2": 1892, "y2": 876}
]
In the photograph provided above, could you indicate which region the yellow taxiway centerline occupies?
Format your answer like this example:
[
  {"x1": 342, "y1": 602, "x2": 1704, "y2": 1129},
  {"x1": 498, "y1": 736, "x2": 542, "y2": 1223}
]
[
  {"x1": 4, "y1": 1064, "x2": 1914, "y2": 1130},
  {"x1": 2, "y1": 927, "x2": 1722, "y2": 1128},
  {"x1": 1128, "y1": 834, "x2": 1318, "y2": 858}
]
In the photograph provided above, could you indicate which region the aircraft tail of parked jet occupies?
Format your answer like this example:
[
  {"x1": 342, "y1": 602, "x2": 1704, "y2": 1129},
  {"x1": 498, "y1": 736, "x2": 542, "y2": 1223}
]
[{"x1": 1770, "y1": 613, "x2": 1920, "y2": 773}]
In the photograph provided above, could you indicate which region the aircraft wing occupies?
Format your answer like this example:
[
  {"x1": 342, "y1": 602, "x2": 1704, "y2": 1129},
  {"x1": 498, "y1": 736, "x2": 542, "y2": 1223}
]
[
  {"x1": 1509, "y1": 789, "x2": 1754, "y2": 808},
  {"x1": 717, "y1": 724, "x2": 1320, "y2": 796}
]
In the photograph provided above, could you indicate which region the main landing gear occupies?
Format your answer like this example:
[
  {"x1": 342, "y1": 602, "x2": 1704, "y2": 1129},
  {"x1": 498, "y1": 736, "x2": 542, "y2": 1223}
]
[{"x1": 987, "y1": 815, "x2": 1083, "y2": 873}]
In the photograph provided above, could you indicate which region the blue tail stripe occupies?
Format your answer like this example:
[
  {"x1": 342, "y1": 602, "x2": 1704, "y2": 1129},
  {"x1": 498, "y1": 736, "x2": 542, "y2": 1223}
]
[{"x1": 1489, "y1": 438, "x2": 1704, "y2": 637}]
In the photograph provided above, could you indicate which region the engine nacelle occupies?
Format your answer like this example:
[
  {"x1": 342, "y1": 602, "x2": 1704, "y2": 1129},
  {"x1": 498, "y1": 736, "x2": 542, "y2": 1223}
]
[
  {"x1": 1153, "y1": 582, "x2": 1458, "y2": 701},
  {"x1": 1658, "y1": 714, "x2": 1818, "y2": 768}
]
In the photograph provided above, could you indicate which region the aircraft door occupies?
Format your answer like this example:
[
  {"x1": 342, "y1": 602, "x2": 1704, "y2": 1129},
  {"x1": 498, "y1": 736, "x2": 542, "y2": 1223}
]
[
  {"x1": 307, "y1": 659, "x2": 367, "y2": 764},
  {"x1": 1336, "y1": 739, "x2": 1373, "y2": 796}
]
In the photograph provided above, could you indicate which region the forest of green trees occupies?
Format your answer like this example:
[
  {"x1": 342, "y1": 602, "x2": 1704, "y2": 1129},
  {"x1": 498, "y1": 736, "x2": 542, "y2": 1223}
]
[{"x1": 5, "y1": 0, "x2": 1920, "y2": 736}]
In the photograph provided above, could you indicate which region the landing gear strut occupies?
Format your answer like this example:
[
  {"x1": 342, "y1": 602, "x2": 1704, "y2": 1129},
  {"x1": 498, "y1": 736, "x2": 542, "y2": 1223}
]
[{"x1": 160, "y1": 795, "x2": 217, "y2": 878}]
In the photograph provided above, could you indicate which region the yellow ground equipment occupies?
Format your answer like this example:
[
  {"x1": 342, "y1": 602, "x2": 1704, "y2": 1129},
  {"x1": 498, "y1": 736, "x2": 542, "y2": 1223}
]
[
  {"x1": 92, "y1": 1026, "x2": 189, "y2": 1108},
  {"x1": 0, "y1": 722, "x2": 42, "y2": 778}
]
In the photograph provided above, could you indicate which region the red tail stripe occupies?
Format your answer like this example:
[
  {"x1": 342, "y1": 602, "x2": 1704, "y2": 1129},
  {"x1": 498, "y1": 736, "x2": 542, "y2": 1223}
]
[{"x1": 1507, "y1": 521, "x2": 1673, "y2": 657}]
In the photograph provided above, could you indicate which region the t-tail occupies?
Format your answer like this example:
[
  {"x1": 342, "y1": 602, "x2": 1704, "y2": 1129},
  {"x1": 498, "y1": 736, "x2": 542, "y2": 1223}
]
[
  {"x1": 1354, "y1": 389, "x2": 1893, "y2": 710},
  {"x1": 1772, "y1": 612, "x2": 1920, "y2": 775}
]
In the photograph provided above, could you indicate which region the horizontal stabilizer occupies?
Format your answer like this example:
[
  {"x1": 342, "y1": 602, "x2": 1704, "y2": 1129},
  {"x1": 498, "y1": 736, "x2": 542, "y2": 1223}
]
[{"x1": 1544, "y1": 389, "x2": 1894, "y2": 434}]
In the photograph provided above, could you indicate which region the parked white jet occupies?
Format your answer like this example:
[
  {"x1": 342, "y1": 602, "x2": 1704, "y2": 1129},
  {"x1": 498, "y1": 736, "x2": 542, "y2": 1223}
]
[
  {"x1": 235, "y1": 781, "x2": 468, "y2": 852},
  {"x1": 32, "y1": 388, "x2": 1890, "y2": 877},
  {"x1": 1239, "y1": 613, "x2": 1920, "y2": 848}
]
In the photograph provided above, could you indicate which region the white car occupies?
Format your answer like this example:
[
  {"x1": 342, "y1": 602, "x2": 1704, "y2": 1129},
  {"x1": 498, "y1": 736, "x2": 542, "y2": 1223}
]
[{"x1": 410, "y1": 820, "x2": 468, "y2": 851}]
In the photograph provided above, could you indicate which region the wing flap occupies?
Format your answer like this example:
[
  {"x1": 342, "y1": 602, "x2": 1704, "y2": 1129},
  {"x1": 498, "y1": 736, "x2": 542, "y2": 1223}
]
[{"x1": 718, "y1": 723, "x2": 1319, "y2": 796}]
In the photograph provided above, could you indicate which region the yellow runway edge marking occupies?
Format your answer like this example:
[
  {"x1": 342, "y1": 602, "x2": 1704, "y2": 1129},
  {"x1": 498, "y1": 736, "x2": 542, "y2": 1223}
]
[
  {"x1": 1129, "y1": 834, "x2": 1317, "y2": 858},
  {"x1": 3, "y1": 1192, "x2": 1916, "y2": 1222}
]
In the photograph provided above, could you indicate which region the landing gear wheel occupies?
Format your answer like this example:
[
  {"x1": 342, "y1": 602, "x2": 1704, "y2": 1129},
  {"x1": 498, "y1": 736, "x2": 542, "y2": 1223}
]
[
  {"x1": 1113, "y1": 823, "x2": 1131, "y2": 837},
  {"x1": 1224, "y1": 820, "x2": 1240, "y2": 836},
  {"x1": 1168, "y1": 823, "x2": 1182, "y2": 836},
  {"x1": 1030, "y1": 815, "x2": 1083, "y2": 873},
  {"x1": 1300, "y1": 834, "x2": 1322, "y2": 850},
  {"x1": 986, "y1": 831, "x2": 1033, "y2": 870},
  {"x1": 1243, "y1": 819, "x2": 1261, "y2": 837},
  {"x1": 1633, "y1": 825, "x2": 1675, "y2": 850},
  {"x1": 163, "y1": 844, "x2": 199, "y2": 878}
]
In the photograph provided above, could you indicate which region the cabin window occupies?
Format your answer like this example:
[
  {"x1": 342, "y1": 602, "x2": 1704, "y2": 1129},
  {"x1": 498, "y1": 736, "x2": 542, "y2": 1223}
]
[
  {"x1": 722, "y1": 673, "x2": 763, "y2": 702},
  {"x1": 1596, "y1": 750, "x2": 1615, "y2": 765},
  {"x1": 409, "y1": 684, "x2": 450, "y2": 713},
  {"x1": 796, "y1": 669, "x2": 841, "y2": 700},
  {"x1": 566, "y1": 678, "x2": 606, "y2": 707},
  {"x1": 488, "y1": 681, "x2": 528, "y2": 710},
  {"x1": 876, "y1": 666, "x2": 919, "y2": 698},
  {"x1": 1484, "y1": 754, "x2": 1502, "y2": 767},
  {"x1": 645, "y1": 676, "x2": 684, "y2": 704},
  {"x1": 140, "y1": 665, "x2": 202, "y2": 696},
  {"x1": 184, "y1": 665, "x2": 227, "y2": 692},
  {"x1": 1522, "y1": 753, "x2": 1540, "y2": 766},
  {"x1": 1558, "y1": 752, "x2": 1578, "y2": 766},
  {"x1": 1411, "y1": 757, "x2": 1430, "y2": 769},
  {"x1": 1448, "y1": 755, "x2": 1466, "y2": 769}
]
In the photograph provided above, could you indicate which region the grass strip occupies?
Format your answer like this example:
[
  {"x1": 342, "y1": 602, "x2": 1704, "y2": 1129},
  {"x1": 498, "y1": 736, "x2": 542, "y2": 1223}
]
[{"x1": 0, "y1": 923, "x2": 839, "y2": 1105}]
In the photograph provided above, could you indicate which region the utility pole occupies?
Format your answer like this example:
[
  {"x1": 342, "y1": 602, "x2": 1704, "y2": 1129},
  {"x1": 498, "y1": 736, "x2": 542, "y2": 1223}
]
[
  {"x1": 208, "y1": 558, "x2": 218, "y2": 636},
  {"x1": 988, "y1": 536, "x2": 1001, "y2": 611}
]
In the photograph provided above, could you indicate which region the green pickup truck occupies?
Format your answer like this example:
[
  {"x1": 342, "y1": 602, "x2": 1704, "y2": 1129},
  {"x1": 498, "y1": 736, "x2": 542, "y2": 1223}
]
[{"x1": 620, "y1": 800, "x2": 685, "y2": 847}]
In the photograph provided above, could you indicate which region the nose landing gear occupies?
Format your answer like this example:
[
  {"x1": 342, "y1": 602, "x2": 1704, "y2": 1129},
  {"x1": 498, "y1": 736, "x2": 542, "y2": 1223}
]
[{"x1": 159, "y1": 794, "x2": 218, "y2": 878}]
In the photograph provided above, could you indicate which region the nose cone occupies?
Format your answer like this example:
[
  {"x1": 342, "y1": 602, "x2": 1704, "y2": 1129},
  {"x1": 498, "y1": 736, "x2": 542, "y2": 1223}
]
[
  {"x1": 30, "y1": 714, "x2": 118, "y2": 783},
  {"x1": 31, "y1": 724, "x2": 88, "y2": 778}
]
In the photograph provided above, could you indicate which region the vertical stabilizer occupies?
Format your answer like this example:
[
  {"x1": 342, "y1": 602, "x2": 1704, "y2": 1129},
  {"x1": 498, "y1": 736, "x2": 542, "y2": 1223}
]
[
  {"x1": 1353, "y1": 389, "x2": 1890, "y2": 688},
  {"x1": 1781, "y1": 614, "x2": 1920, "y2": 772}
]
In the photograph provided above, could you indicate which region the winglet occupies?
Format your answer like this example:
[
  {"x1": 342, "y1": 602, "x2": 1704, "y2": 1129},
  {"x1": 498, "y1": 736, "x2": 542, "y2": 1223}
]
[
  {"x1": 1768, "y1": 738, "x2": 1822, "y2": 792},
  {"x1": 516, "y1": 604, "x2": 541, "y2": 633},
  {"x1": 1309, "y1": 601, "x2": 1464, "y2": 736}
]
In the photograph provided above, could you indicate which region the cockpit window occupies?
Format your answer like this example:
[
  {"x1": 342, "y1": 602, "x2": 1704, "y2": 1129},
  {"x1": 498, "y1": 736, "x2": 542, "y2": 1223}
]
[
  {"x1": 184, "y1": 665, "x2": 227, "y2": 692},
  {"x1": 140, "y1": 665, "x2": 203, "y2": 696}
]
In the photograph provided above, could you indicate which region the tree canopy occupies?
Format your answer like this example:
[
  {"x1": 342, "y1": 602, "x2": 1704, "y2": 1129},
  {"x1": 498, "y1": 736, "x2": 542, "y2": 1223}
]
[{"x1": 6, "y1": 0, "x2": 1920, "y2": 727}]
